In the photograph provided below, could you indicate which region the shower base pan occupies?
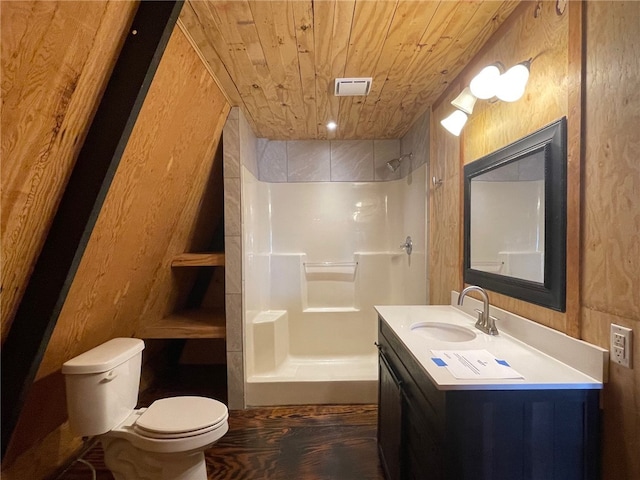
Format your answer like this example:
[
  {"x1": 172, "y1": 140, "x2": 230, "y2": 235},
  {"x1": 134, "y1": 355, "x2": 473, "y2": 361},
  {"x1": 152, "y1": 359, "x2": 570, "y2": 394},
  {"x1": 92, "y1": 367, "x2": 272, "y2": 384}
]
[{"x1": 245, "y1": 354, "x2": 378, "y2": 406}]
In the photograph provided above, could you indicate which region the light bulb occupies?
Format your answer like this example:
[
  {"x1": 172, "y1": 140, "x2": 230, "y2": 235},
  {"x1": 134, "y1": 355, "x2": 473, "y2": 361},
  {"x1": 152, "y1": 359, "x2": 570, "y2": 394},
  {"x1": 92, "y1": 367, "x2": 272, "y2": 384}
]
[
  {"x1": 451, "y1": 87, "x2": 477, "y2": 115},
  {"x1": 469, "y1": 65, "x2": 501, "y2": 100},
  {"x1": 440, "y1": 110, "x2": 468, "y2": 136},
  {"x1": 496, "y1": 61, "x2": 530, "y2": 102}
]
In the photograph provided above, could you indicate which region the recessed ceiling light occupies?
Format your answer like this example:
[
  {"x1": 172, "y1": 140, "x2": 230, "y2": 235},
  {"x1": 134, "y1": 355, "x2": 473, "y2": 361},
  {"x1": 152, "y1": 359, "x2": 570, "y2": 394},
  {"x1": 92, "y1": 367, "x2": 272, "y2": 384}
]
[{"x1": 326, "y1": 121, "x2": 337, "y2": 131}]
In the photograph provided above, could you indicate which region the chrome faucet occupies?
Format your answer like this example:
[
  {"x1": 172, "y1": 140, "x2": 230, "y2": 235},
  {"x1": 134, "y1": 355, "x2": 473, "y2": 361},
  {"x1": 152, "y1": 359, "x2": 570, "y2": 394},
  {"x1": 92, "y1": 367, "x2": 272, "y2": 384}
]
[{"x1": 457, "y1": 285, "x2": 499, "y2": 335}]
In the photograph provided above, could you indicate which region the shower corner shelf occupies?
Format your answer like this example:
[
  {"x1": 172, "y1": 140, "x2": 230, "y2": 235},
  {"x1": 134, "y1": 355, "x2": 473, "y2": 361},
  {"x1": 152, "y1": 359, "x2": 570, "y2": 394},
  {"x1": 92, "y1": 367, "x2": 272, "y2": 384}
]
[
  {"x1": 171, "y1": 252, "x2": 225, "y2": 267},
  {"x1": 137, "y1": 308, "x2": 226, "y2": 339}
]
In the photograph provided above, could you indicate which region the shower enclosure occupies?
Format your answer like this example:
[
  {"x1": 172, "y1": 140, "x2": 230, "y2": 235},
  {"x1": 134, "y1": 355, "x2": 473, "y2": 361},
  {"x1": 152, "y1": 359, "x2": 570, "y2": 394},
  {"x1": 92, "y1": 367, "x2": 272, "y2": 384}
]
[{"x1": 242, "y1": 165, "x2": 427, "y2": 406}]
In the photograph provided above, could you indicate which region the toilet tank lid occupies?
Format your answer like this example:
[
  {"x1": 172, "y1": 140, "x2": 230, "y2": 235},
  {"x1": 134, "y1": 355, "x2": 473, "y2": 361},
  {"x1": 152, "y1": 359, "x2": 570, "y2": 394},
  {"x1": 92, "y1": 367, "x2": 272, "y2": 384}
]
[{"x1": 62, "y1": 338, "x2": 145, "y2": 375}]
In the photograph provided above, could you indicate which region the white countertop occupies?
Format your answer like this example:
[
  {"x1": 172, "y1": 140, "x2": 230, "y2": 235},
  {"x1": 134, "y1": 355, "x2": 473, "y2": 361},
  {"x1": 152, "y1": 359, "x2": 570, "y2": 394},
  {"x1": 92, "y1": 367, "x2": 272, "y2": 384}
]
[{"x1": 375, "y1": 303, "x2": 606, "y2": 391}]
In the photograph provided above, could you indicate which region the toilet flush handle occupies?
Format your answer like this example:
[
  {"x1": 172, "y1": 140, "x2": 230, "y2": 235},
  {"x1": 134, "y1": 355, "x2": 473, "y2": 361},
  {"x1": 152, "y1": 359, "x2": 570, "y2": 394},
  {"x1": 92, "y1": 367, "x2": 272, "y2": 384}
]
[{"x1": 101, "y1": 371, "x2": 118, "y2": 383}]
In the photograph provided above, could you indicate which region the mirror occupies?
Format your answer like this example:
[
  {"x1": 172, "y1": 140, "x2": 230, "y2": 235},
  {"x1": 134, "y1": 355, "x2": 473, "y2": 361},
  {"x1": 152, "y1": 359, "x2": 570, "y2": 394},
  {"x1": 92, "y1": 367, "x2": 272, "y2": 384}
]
[{"x1": 464, "y1": 117, "x2": 567, "y2": 311}]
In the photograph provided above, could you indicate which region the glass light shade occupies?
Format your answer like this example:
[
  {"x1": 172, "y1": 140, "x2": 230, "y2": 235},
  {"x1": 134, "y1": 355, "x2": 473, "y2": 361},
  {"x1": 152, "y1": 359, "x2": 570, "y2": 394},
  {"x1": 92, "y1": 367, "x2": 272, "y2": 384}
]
[
  {"x1": 326, "y1": 121, "x2": 337, "y2": 130},
  {"x1": 440, "y1": 110, "x2": 468, "y2": 136},
  {"x1": 469, "y1": 65, "x2": 501, "y2": 99},
  {"x1": 451, "y1": 87, "x2": 477, "y2": 115},
  {"x1": 495, "y1": 61, "x2": 530, "y2": 102}
]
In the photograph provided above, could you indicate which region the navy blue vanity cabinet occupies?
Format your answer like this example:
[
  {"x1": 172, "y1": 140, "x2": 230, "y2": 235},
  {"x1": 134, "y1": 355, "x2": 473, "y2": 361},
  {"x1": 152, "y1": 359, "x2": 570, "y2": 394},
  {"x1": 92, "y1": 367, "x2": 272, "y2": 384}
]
[{"x1": 377, "y1": 316, "x2": 601, "y2": 480}]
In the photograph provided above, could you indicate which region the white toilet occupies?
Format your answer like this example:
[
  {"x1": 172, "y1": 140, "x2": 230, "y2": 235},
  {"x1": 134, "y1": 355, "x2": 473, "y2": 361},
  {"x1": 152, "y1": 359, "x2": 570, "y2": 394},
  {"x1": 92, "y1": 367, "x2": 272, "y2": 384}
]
[{"x1": 62, "y1": 338, "x2": 229, "y2": 480}]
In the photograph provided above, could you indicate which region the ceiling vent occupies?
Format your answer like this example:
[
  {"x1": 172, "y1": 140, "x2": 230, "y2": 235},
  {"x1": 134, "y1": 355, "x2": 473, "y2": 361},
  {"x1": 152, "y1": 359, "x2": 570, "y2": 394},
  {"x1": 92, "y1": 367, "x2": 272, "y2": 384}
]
[{"x1": 334, "y1": 77, "x2": 372, "y2": 96}]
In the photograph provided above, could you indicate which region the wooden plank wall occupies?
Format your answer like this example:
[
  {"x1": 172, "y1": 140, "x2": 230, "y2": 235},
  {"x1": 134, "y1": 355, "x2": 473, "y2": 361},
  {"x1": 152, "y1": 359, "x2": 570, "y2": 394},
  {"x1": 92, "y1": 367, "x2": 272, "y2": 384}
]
[
  {"x1": 461, "y1": 0, "x2": 570, "y2": 333},
  {"x1": 1, "y1": 1, "x2": 138, "y2": 343},
  {"x1": 428, "y1": 81, "x2": 463, "y2": 305},
  {"x1": 1, "y1": 12, "x2": 230, "y2": 480},
  {"x1": 581, "y1": 2, "x2": 640, "y2": 478},
  {"x1": 431, "y1": 1, "x2": 571, "y2": 326},
  {"x1": 429, "y1": 2, "x2": 640, "y2": 479}
]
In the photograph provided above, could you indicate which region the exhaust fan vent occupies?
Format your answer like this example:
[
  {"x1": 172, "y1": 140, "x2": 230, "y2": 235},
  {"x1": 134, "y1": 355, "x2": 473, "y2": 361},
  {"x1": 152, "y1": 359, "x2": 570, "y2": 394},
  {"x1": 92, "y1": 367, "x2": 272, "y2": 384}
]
[{"x1": 334, "y1": 77, "x2": 372, "y2": 96}]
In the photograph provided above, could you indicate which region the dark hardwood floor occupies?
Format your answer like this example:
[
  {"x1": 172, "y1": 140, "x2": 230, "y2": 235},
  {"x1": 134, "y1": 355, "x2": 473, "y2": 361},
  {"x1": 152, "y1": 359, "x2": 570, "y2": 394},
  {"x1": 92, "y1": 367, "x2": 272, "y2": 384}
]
[{"x1": 57, "y1": 366, "x2": 384, "y2": 480}]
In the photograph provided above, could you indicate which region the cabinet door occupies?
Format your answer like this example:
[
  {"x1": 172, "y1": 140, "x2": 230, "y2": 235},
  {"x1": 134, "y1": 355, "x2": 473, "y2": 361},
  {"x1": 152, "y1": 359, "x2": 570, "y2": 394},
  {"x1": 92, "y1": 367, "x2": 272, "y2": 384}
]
[
  {"x1": 403, "y1": 394, "x2": 444, "y2": 480},
  {"x1": 378, "y1": 351, "x2": 403, "y2": 480}
]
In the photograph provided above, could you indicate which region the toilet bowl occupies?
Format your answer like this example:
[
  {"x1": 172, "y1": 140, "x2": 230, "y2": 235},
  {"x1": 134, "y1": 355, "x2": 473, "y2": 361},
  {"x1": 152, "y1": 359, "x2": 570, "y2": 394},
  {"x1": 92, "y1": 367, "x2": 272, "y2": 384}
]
[
  {"x1": 101, "y1": 397, "x2": 229, "y2": 480},
  {"x1": 62, "y1": 338, "x2": 229, "y2": 480}
]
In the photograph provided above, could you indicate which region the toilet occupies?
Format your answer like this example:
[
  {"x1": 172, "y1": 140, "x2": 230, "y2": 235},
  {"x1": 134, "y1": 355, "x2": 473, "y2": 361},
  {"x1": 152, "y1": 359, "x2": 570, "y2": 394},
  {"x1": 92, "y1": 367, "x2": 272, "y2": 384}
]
[{"x1": 62, "y1": 338, "x2": 228, "y2": 480}]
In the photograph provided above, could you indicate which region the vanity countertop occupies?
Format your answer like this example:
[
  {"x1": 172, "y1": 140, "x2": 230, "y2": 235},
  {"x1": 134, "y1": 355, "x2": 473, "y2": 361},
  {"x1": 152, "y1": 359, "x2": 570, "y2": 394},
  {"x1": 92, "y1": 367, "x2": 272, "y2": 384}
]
[{"x1": 375, "y1": 303, "x2": 607, "y2": 391}]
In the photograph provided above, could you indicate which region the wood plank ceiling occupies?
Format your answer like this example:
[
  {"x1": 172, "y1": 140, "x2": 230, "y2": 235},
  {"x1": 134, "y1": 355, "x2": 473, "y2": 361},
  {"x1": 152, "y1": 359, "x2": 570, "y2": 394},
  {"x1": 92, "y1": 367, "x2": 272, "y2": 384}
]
[{"x1": 180, "y1": 1, "x2": 520, "y2": 140}]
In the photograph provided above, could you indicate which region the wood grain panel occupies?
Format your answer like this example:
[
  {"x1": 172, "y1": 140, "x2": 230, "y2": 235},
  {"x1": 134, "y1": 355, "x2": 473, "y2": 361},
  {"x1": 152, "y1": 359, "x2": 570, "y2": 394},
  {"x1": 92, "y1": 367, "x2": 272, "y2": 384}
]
[
  {"x1": 463, "y1": 1, "x2": 568, "y2": 163},
  {"x1": 582, "y1": 1, "x2": 639, "y2": 321},
  {"x1": 1, "y1": 420, "x2": 83, "y2": 480},
  {"x1": 582, "y1": 308, "x2": 640, "y2": 480},
  {"x1": 182, "y1": 0, "x2": 520, "y2": 140},
  {"x1": 177, "y1": 5, "x2": 241, "y2": 105},
  {"x1": 335, "y1": 0, "x2": 398, "y2": 138},
  {"x1": 36, "y1": 25, "x2": 229, "y2": 378},
  {"x1": 4, "y1": 19, "x2": 229, "y2": 478},
  {"x1": 171, "y1": 252, "x2": 225, "y2": 267},
  {"x1": 0, "y1": 1, "x2": 137, "y2": 343},
  {"x1": 262, "y1": 1, "x2": 308, "y2": 139},
  {"x1": 57, "y1": 405, "x2": 383, "y2": 480},
  {"x1": 429, "y1": 84, "x2": 462, "y2": 305},
  {"x1": 356, "y1": 0, "x2": 440, "y2": 138},
  {"x1": 245, "y1": 1, "x2": 301, "y2": 138},
  {"x1": 381, "y1": 1, "x2": 484, "y2": 138},
  {"x1": 450, "y1": 0, "x2": 569, "y2": 333},
  {"x1": 138, "y1": 308, "x2": 226, "y2": 339},
  {"x1": 387, "y1": 0, "x2": 519, "y2": 139},
  {"x1": 565, "y1": 0, "x2": 583, "y2": 338},
  {"x1": 291, "y1": 1, "x2": 317, "y2": 137},
  {"x1": 582, "y1": 3, "x2": 640, "y2": 478},
  {"x1": 199, "y1": 1, "x2": 280, "y2": 137},
  {"x1": 432, "y1": 2, "x2": 639, "y2": 478},
  {"x1": 313, "y1": 0, "x2": 355, "y2": 140}
]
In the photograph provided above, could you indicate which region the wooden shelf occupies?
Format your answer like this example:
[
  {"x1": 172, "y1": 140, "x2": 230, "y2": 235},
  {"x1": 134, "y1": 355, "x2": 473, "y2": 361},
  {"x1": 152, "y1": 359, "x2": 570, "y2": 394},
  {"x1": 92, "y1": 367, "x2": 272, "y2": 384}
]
[
  {"x1": 138, "y1": 308, "x2": 226, "y2": 339},
  {"x1": 171, "y1": 252, "x2": 225, "y2": 267}
]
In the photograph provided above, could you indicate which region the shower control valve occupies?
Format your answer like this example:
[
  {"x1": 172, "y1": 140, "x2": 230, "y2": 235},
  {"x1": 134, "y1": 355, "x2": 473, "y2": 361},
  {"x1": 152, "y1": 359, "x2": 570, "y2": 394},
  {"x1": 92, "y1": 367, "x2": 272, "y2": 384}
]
[{"x1": 400, "y1": 236, "x2": 413, "y2": 256}]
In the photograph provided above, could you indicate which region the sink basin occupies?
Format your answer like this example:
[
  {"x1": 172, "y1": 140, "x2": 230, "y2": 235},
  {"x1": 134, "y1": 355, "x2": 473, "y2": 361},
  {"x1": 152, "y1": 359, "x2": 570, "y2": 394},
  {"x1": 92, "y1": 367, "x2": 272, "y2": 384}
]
[{"x1": 410, "y1": 321, "x2": 477, "y2": 343}]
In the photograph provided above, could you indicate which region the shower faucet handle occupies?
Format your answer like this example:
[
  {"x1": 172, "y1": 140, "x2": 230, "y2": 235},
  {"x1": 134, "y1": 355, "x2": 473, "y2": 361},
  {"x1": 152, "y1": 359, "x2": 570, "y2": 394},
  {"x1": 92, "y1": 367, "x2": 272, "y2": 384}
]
[{"x1": 400, "y1": 236, "x2": 412, "y2": 256}]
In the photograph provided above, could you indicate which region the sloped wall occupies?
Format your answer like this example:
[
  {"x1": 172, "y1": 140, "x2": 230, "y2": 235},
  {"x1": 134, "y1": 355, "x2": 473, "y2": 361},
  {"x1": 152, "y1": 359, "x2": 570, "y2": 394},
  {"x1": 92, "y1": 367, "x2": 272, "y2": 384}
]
[
  {"x1": 1, "y1": 1, "x2": 138, "y2": 343},
  {"x1": 2, "y1": 12, "x2": 230, "y2": 480},
  {"x1": 430, "y1": 2, "x2": 640, "y2": 478}
]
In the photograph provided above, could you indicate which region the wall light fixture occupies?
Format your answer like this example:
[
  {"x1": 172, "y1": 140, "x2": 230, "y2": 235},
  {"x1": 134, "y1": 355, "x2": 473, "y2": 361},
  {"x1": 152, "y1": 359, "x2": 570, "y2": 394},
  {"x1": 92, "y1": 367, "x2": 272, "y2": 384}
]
[
  {"x1": 441, "y1": 58, "x2": 533, "y2": 136},
  {"x1": 440, "y1": 110, "x2": 468, "y2": 137},
  {"x1": 450, "y1": 87, "x2": 477, "y2": 115},
  {"x1": 469, "y1": 64, "x2": 502, "y2": 100},
  {"x1": 495, "y1": 59, "x2": 531, "y2": 102}
]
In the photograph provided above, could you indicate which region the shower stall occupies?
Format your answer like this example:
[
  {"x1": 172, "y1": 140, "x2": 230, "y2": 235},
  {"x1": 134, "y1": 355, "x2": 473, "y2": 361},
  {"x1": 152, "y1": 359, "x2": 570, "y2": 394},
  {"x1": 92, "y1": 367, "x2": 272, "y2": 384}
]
[{"x1": 242, "y1": 164, "x2": 427, "y2": 406}]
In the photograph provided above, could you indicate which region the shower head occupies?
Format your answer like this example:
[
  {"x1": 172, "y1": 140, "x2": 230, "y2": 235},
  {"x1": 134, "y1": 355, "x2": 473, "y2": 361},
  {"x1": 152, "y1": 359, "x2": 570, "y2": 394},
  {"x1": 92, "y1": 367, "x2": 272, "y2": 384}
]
[{"x1": 386, "y1": 153, "x2": 413, "y2": 172}]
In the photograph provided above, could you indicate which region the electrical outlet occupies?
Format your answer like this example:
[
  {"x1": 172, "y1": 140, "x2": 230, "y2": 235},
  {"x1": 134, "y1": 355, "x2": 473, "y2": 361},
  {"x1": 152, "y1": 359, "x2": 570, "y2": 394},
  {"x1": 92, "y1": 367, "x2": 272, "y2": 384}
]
[{"x1": 610, "y1": 324, "x2": 633, "y2": 368}]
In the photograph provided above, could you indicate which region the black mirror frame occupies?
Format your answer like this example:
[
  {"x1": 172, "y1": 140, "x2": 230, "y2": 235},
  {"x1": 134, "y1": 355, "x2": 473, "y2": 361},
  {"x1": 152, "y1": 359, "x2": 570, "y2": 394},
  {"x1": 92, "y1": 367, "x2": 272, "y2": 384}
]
[{"x1": 463, "y1": 117, "x2": 567, "y2": 312}]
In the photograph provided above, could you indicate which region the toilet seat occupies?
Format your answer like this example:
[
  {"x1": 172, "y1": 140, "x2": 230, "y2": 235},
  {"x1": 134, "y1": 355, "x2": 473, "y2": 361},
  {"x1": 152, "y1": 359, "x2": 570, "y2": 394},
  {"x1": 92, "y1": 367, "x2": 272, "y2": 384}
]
[
  {"x1": 106, "y1": 396, "x2": 229, "y2": 454},
  {"x1": 135, "y1": 396, "x2": 228, "y2": 439}
]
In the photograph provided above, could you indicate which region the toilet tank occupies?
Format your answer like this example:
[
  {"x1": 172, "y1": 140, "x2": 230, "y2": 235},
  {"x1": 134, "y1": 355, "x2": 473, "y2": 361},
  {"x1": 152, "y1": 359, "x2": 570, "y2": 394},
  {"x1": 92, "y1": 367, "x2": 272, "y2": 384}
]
[{"x1": 62, "y1": 338, "x2": 145, "y2": 436}]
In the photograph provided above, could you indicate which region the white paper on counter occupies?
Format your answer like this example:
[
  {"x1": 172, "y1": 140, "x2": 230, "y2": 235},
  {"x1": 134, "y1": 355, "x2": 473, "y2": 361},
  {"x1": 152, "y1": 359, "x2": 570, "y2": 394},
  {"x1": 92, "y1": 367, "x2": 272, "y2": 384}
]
[{"x1": 430, "y1": 349, "x2": 524, "y2": 380}]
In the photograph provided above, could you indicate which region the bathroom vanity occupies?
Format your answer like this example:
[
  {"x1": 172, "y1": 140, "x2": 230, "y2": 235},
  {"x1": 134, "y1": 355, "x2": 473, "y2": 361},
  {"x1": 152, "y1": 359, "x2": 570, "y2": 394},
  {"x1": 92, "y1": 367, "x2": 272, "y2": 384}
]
[{"x1": 375, "y1": 303, "x2": 606, "y2": 480}]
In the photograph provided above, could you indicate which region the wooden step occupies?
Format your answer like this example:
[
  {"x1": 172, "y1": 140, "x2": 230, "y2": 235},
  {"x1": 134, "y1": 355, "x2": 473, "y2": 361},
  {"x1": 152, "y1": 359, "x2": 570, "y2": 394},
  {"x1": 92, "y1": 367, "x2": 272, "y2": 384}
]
[
  {"x1": 171, "y1": 252, "x2": 225, "y2": 267},
  {"x1": 138, "y1": 308, "x2": 226, "y2": 339}
]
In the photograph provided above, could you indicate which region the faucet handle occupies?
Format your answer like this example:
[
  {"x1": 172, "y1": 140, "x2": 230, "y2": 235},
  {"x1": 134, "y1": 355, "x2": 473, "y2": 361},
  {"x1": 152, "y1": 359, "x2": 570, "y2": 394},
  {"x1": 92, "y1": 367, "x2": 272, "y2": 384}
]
[
  {"x1": 473, "y1": 308, "x2": 485, "y2": 328},
  {"x1": 487, "y1": 314, "x2": 500, "y2": 335}
]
